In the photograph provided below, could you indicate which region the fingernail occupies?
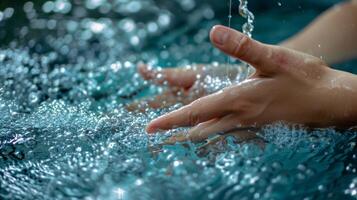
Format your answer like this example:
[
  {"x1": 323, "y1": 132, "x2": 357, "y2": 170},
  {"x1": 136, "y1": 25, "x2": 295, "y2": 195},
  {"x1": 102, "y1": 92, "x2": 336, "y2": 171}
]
[
  {"x1": 146, "y1": 118, "x2": 162, "y2": 133},
  {"x1": 211, "y1": 26, "x2": 230, "y2": 45},
  {"x1": 146, "y1": 125, "x2": 156, "y2": 134}
]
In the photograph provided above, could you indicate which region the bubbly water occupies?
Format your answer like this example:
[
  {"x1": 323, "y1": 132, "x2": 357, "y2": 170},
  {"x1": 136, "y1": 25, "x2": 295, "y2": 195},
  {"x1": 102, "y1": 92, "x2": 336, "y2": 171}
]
[{"x1": 0, "y1": 1, "x2": 356, "y2": 200}]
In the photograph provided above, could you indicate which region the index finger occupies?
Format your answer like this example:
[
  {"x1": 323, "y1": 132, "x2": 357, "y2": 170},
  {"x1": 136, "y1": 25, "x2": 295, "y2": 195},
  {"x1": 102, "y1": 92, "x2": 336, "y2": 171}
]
[{"x1": 146, "y1": 91, "x2": 232, "y2": 133}]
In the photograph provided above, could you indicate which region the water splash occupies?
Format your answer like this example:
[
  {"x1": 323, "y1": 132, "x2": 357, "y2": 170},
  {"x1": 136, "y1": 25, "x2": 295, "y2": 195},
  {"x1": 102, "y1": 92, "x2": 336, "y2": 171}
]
[
  {"x1": 238, "y1": 0, "x2": 255, "y2": 78},
  {"x1": 0, "y1": 1, "x2": 356, "y2": 200},
  {"x1": 226, "y1": 0, "x2": 255, "y2": 82},
  {"x1": 227, "y1": 0, "x2": 233, "y2": 68},
  {"x1": 239, "y1": 0, "x2": 255, "y2": 38}
]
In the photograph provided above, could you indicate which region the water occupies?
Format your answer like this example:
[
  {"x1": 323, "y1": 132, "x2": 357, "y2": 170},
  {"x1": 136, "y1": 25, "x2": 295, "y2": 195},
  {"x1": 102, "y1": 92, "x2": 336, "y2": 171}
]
[
  {"x1": 0, "y1": 1, "x2": 356, "y2": 200},
  {"x1": 238, "y1": 0, "x2": 255, "y2": 78},
  {"x1": 238, "y1": 0, "x2": 254, "y2": 38},
  {"x1": 227, "y1": 0, "x2": 255, "y2": 81}
]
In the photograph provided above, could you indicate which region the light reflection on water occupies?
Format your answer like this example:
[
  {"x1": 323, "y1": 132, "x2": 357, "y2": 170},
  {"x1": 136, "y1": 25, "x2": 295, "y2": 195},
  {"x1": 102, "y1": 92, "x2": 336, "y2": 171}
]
[{"x1": 0, "y1": 1, "x2": 356, "y2": 200}]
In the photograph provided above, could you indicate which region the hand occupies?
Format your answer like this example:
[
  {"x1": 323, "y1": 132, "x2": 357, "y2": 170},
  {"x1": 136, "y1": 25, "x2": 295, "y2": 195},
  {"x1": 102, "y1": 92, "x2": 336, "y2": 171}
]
[
  {"x1": 146, "y1": 25, "x2": 357, "y2": 142},
  {"x1": 127, "y1": 62, "x2": 241, "y2": 111},
  {"x1": 126, "y1": 64, "x2": 204, "y2": 111}
]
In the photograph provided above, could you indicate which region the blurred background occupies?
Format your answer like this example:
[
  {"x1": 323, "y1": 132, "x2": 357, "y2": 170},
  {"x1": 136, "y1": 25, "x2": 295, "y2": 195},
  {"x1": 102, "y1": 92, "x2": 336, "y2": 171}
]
[
  {"x1": 0, "y1": 0, "x2": 341, "y2": 44},
  {"x1": 0, "y1": 0, "x2": 345, "y2": 62},
  {"x1": 0, "y1": 0, "x2": 354, "y2": 110}
]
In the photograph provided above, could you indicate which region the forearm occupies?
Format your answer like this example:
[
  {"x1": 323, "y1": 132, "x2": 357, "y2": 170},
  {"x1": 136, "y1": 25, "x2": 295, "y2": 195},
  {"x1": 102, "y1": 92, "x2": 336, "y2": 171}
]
[
  {"x1": 324, "y1": 68, "x2": 357, "y2": 126},
  {"x1": 281, "y1": 0, "x2": 357, "y2": 65}
]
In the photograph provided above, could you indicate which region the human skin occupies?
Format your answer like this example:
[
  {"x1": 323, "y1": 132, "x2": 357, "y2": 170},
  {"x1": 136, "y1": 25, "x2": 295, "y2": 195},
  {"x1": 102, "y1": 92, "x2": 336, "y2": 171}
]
[
  {"x1": 281, "y1": 0, "x2": 357, "y2": 64},
  {"x1": 132, "y1": 0, "x2": 357, "y2": 112},
  {"x1": 131, "y1": 1, "x2": 357, "y2": 141},
  {"x1": 145, "y1": 25, "x2": 357, "y2": 135}
]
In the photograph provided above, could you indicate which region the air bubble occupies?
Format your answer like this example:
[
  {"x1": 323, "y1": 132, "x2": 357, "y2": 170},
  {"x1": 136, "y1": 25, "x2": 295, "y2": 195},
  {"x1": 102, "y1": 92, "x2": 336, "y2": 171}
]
[{"x1": 0, "y1": 1, "x2": 356, "y2": 200}]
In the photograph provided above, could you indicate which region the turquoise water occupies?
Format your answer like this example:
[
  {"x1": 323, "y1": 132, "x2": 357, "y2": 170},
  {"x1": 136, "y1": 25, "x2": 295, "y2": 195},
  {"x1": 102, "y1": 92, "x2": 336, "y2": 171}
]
[{"x1": 0, "y1": 1, "x2": 357, "y2": 199}]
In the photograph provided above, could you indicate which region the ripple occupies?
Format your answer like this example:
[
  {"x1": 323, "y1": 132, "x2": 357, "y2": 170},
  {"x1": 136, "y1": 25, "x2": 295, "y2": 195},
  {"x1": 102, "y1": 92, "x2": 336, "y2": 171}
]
[{"x1": 0, "y1": 1, "x2": 356, "y2": 200}]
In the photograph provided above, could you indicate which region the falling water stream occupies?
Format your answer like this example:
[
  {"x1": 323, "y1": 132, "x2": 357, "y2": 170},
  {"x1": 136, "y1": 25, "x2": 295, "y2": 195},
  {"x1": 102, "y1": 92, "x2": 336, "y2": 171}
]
[
  {"x1": 239, "y1": 0, "x2": 255, "y2": 38},
  {"x1": 227, "y1": 0, "x2": 255, "y2": 82}
]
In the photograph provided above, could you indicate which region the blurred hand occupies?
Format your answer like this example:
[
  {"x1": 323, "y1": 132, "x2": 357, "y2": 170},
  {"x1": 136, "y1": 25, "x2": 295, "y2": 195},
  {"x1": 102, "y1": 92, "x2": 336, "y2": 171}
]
[
  {"x1": 126, "y1": 64, "x2": 205, "y2": 111},
  {"x1": 127, "y1": 62, "x2": 240, "y2": 111},
  {"x1": 146, "y1": 25, "x2": 357, "y2": 142}
]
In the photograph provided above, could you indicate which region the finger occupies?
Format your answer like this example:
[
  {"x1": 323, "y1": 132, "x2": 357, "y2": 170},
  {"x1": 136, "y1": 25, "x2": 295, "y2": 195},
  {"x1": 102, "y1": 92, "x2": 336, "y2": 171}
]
[
  {"x1": 126, "y1": 86, "x2": 206, "y2": 112},
  {"x1": 188, "y1": 114, "x2": 258, "y2": 142},
  {"x1": 186, "y1": 119, "x2": 219, "y2": 142},
  {"x1": 126, "y1": 90, "x2": 177, "y2": 112},
  {"x1": 163, "y1": 119, "x2": 218, "y2": 144},
  {"x1": 164, "y1": 122, "x2": 258, "y2": 146},
  {"x1": 163, "y1": 133, "x2": 189, "y2": 145},
  {"x1": 196, "y1": 130, "x2": 258, "y2": 156},
  {"x1": 194, "y1": 114, "x2": 241, "y2": 137},
  {"x1": 146, "y1": 91, "x2": 233, "y2": 133},
  {"x1": 138, "y1": 64, "x2": 198, "y2": 89},
  {"x1": 210, "y1": 25, "x2": 302, "y2": 75}
]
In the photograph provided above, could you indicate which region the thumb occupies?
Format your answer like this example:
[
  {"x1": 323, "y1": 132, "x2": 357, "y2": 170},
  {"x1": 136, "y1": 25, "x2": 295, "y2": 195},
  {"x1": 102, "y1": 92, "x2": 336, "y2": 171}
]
[{"x1": 210, "y1": 25, "x2": 298, "y2": 75}]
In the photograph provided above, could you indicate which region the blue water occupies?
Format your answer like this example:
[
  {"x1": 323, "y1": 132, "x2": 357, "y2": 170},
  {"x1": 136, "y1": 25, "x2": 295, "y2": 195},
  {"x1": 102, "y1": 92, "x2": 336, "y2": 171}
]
[{"x1": 0, "y1": 1, "x2": 356, "y2": 199}]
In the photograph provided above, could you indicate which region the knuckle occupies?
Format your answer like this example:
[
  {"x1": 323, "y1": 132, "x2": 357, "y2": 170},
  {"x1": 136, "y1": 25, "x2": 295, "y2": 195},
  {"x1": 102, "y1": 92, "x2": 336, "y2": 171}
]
[
  {"x1": 304, "y1": 56, "x2": 324, "y2": 66},
  {"x1": 313, "y1": 57, "x2": 327, "y2": 67},
  {"x1": 188, "y1": 110, "x2": 199, "y2": 126},
  {"x1": 233, "y1": 35, "x2": 251, "y2": 58},
  {"x1": 187, "y1": 104, "x2": 200, "y2": 126},
  {"x1": 271, "y1": 47, "x2": 289, "y2": 67}
]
